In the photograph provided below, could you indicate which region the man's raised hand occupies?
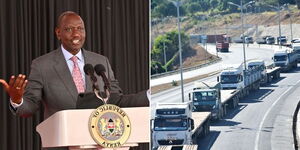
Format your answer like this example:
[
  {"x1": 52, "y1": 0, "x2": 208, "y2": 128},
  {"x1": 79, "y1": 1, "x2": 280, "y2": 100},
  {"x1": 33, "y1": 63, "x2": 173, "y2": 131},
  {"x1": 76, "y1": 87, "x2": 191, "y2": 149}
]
[{"x1": 0, "y1": 74, "x2": 27, "y2": 104}]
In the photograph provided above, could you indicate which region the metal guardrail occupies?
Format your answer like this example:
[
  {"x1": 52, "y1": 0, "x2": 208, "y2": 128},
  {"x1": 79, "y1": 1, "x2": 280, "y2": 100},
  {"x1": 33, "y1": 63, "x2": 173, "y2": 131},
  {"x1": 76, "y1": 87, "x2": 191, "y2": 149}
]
[{"x1": 151, "y1": 58, "x2": 222, "y2": 79}]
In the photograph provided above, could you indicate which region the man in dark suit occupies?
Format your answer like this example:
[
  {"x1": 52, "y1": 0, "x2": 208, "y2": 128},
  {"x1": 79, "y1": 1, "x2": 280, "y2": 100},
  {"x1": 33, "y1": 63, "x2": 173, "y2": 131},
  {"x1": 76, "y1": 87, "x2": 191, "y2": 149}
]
[{"x1": 0, "y1": 11, "x2": 149, "y2": 119}]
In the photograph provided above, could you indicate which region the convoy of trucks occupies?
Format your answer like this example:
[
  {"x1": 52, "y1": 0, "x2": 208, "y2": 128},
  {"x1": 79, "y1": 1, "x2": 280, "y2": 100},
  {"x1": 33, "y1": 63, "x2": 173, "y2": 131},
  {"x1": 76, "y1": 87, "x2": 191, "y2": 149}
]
[
  {"x1": 151, "y1": 59, "x2": 281, "y2": 149},
  {"x1": 188, "y1": 60, "x2": 280, "y2": 121},
  {"x1": 151, "y1": 35, "x2": 299, "y2": 149}
]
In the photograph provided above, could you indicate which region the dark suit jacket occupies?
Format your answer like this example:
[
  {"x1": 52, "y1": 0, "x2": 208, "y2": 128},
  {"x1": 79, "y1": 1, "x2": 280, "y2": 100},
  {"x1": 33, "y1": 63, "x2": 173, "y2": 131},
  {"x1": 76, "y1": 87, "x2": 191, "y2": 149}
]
[{"x1": 13, "y1": 48, "x2": 149, "y2": 119}]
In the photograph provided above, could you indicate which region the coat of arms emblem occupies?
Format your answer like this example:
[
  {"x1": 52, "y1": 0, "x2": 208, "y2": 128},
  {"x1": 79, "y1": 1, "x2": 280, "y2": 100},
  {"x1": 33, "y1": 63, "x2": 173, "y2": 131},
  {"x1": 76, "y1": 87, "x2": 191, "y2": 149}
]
[{"x1": 89, "y1": 104, "x2": 131, "y2": 148}]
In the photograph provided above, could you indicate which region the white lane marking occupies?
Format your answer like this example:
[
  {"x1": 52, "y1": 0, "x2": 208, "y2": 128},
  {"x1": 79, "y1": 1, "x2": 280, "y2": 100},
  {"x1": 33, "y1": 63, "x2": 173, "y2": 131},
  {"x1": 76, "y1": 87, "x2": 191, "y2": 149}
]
[{"x1": 254, "y1": 79, "x2": 300, "y2": 150}]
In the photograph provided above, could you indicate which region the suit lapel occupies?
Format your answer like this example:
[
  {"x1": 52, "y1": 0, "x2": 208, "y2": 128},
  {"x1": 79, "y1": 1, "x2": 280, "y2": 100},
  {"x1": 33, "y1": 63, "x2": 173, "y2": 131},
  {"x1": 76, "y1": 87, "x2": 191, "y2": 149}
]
[{"x1": 53, "y1": 48, "x2": 78, "y2": 101}]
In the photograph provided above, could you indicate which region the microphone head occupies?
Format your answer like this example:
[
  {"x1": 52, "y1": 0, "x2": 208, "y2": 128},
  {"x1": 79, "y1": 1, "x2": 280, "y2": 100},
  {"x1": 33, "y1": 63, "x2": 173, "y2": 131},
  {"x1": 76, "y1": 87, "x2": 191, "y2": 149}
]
[
  {"x1": 83, "y1": 64, "x2": 94, "y2": 75},
  {"x1": 94, "y1": 64, "x2": 106, "y2": 75}
]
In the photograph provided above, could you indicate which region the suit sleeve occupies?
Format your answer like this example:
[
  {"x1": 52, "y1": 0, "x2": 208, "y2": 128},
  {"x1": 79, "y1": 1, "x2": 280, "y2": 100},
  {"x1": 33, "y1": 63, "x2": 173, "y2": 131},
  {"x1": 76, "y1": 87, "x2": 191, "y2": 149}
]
[
  {"x1": 103, "y1": 57, "x2": 149, "y2": 107},
  {"x1": 13, "y1": 59, "x2": 43, "y2": 117}
]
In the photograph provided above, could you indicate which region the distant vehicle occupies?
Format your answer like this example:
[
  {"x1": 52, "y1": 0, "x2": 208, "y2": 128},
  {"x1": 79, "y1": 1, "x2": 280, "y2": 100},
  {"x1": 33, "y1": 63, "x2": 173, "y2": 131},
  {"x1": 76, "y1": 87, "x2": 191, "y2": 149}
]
[
  {"x1": 291, "y1": 38, "x2": 300, "y2": 43},
  {"x1": 266, "y1": 37, "x2": 275, "y2": 44},
  {"x1": 233, "y1": 38, "x2": 243, "y2": 43},
  {"x1": 216, "y1": 42, "x2": 229, "y2": 52},
  {"x1": 245, "y1": 37, "x2": 253, "y2": 44},
  {"x1": 256, "y1": 36, "x2": 271, "y2": 44},
  {"x1": 277, "y1": 36, "x2": 287, "y2": 45},
  {"x1": 256, "y1": 38, "x2": 266, "y2": 44}
]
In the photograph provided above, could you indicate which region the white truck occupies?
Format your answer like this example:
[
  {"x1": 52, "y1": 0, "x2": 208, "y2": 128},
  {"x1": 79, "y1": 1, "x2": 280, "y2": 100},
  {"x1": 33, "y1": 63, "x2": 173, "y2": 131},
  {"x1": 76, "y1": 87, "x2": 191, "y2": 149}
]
[
  {"x1": 292, "y1": 43, "x2": 300, "y2": 62},
  {"x1": 189, "y1": 60, "x2": 281, "y2": 121},
  {"x1": 188, "y1": 81, "x2": 223, "y2": 120},
  {"x1": 247, "y1": 59, "x2": 281, "y2": 84},
  {"x1": 151, "y1": 102, "x2": 211, "y2": 150},
  {"x1": 273, "y1": 47, "x2": 298, "y2": 71}
]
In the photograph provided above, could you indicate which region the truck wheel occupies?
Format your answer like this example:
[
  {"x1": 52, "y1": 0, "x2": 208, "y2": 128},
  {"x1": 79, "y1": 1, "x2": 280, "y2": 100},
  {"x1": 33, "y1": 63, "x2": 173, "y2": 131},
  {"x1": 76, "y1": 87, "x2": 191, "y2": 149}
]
[
  {"x1": 267, "y1": 75, "x2": 271, "y2": 83},
  {"x1": 218, "y1": 109, "x2": 224, "y2": 120}
]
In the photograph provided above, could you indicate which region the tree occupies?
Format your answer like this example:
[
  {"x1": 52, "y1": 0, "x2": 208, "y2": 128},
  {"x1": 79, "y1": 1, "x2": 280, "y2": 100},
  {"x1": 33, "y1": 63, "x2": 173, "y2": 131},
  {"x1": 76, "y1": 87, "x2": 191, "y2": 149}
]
[
  {"x1": 186, "y1": 2, "x2": 201, "y2": 14},
  {"x1": 151, "y1": 61, "x2": 165, "y2": 75},
  {"x1": 151, "y1": 30, "x2": 190, "y2": 71}
]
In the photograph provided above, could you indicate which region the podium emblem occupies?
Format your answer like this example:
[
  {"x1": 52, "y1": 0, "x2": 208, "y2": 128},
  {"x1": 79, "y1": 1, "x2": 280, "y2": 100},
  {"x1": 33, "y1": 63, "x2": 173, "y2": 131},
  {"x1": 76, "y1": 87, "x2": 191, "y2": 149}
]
[{"x1": 89, "y1": 104, "x2": 131, "y2": 148}]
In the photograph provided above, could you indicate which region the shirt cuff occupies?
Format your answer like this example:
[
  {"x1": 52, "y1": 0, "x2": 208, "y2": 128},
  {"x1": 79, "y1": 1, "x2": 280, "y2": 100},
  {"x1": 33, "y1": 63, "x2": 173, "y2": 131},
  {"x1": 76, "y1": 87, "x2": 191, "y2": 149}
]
[
  {"x1": 10, "y1": 98, "x2": 23, "y2": 109},
  {"x1": 146, "y1": 89, "x2": 151, "y2": 101}
]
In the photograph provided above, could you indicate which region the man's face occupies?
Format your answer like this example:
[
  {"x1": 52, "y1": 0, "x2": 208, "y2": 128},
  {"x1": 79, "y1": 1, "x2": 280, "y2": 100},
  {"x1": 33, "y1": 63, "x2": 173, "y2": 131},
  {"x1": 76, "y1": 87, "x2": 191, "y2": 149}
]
[{"x1": 55, "y1": 14, "x2": 86, "y2": 55}]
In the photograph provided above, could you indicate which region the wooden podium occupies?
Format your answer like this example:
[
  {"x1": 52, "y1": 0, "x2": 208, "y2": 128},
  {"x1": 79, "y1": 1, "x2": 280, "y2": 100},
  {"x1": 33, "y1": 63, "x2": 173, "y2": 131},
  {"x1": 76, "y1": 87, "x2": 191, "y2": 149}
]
[{"x1": 36, "y1": 107, "x2": 149, "y2": 150}]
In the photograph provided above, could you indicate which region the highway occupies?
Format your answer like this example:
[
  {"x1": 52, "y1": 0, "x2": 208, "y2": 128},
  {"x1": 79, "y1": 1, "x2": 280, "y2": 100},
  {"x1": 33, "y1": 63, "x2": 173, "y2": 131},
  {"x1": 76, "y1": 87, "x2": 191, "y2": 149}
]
[
  {"x1": 151, "y1": 44, "x2": 275, "y2": 111},
  {"x1": 197, "y1": 70, "x2": 299, "y2": 150},
  {"x1": 151, "y1": 44, "x2": 275, "y2": 86},
  {"x1": 151, "y1": 44, "x2": 298, "y2": 149}
]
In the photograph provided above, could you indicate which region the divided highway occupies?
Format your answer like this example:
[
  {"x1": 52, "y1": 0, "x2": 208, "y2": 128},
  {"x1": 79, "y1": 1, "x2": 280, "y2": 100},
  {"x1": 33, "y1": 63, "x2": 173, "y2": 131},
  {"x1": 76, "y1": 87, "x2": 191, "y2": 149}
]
[{"x1": 151, "y1": 44, "x2": 298, "y2": 149}]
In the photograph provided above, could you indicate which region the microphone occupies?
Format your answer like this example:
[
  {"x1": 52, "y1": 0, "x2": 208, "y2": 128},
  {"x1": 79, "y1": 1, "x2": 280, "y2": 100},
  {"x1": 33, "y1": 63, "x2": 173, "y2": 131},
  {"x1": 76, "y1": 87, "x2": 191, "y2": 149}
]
[
  {"x1": 94, "y1": 64, "x2": 111, "y2": 91},
  {"x1": 83, "y1": 64, "x2": 99, "y2": 91}
]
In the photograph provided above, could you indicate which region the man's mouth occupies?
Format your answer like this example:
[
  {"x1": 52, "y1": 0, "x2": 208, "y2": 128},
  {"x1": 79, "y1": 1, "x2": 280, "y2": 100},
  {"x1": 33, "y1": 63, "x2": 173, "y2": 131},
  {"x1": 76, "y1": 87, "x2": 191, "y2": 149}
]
[{"x1": 72, "y1": 39, "x2": 80, "y2": 45}]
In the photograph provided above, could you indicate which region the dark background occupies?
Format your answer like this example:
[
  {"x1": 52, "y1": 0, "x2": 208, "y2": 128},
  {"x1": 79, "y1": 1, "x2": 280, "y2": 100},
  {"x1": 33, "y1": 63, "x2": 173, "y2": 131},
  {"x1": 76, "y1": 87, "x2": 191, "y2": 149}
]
[{"x1": 0, "y1": 0, "x2": 149, "y2": 149}]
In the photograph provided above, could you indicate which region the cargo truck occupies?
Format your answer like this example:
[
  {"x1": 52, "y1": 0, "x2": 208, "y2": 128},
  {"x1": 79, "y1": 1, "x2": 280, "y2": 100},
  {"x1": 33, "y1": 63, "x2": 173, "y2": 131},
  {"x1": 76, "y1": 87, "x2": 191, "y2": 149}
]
[
  {"x1": 189, "y1": 60, "x2": 280, "y2": 120},
  {"x1": 292, "y1": 43, "x2": 300, "y2": 62},
  {"x1": 273, "y1": 47, "x2": 298, "y2": 71},
  {"x1": 151, "y1": 102, "x2": 211, "y2": 150},
  {"x1": 188, "y1": 81, "x2": 223, "y2": 120},
  {"x1": 216, "y1": 42, "x2": 229, "y2": 52}
]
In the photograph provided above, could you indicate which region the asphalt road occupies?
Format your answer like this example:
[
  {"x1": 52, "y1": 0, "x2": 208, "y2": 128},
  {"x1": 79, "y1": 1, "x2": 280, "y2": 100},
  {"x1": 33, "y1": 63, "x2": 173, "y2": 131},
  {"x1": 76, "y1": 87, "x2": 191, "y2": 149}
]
[
  {"x1": 151, "y1": 44, "x2": 275, "y2": 114},
  {"x1": 151, "y1": 44, "x2": 298, "y2": 149},
  {"x1": 197, "y1": 69, "x2": 300, "y2": 150},
  {"x1": 151, "y1": 43, "x2": 275, "y2": 86}
]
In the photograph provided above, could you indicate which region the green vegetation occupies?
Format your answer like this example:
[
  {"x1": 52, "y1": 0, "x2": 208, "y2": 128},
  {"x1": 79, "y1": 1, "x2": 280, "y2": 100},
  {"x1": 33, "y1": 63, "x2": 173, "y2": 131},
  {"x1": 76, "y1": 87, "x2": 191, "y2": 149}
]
[
  {"x1": 151, "y1": 30, "x2": 190, "y2": 75},
  {"x1": 151, "y1": 0, "x2": 297, "y2": 19}
]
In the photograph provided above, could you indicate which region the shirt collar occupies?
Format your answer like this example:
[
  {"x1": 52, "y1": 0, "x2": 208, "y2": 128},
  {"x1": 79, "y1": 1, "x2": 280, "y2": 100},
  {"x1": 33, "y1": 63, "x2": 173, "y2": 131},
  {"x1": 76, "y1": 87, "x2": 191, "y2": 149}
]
[{"x1": 61, "y1": 45, "x2": 84, "y2": 62}]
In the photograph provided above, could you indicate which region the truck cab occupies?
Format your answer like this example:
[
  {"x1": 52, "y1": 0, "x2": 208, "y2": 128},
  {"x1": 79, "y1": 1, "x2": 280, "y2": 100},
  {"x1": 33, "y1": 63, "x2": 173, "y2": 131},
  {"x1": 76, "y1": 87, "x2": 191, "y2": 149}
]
[
  {"x1": 292, "y1": 43, "x2": 300, "y2": 62},
  {"x1": 219, "y1": 64, "x2": 244, "y2": 90},
  {"x1": 151, "y1": 103, "x2": 195, "y2": 149},
  {"x1": 273, "y1": 48, "x2": 297, "y2": 71},
  {"x1": 189, "y1": 81, "x2": 222, "y2": 120},
  {"x1": 247, "y1": 59, "x2": 267, "y2": 84}
]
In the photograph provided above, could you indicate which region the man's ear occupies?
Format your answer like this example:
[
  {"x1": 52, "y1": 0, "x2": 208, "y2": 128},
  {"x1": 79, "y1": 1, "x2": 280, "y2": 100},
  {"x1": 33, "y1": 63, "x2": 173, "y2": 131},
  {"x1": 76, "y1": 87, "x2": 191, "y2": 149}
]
[{"x1": 55, "y1": 27, "x2": 61, "y2": 41}]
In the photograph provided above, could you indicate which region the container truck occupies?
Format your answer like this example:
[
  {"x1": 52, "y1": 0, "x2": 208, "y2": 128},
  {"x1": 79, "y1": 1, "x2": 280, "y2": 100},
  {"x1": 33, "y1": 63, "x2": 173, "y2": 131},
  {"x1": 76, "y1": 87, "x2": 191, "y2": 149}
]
[
  {"x1": 151, "y1": 102, "x2": 211, "y2": 150},
  {"x1": 273, "y1": 47, "x2": 298, "y2": 71},
  {"x1": 188, "y1": 81, "x2": 223, "y2": 120},
  {"x1": 216, "y1": 42, "x2": 229, "y2": 52},
  {"x1": 292, "y1": 43, "x2": 300, "y2": 62}
]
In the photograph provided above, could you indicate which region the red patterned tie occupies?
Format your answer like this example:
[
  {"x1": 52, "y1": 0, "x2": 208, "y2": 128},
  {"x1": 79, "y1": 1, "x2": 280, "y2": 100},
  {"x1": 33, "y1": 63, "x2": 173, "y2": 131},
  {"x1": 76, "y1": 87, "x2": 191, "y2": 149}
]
[{"x1": 71, "y1": 56, "x2": 85, "y2": 93}]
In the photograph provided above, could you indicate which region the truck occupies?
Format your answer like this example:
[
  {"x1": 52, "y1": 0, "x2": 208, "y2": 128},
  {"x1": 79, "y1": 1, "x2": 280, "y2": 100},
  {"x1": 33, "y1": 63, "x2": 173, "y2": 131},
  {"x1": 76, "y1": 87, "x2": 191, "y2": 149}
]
[
  {"x1": 266, "y1": 36, "x2": 275, "y2": 44},
  {"x1": 277, "y1": 36, "x2": 287, "y2": 45},
  {"x1": 189, "y1": 60, "x2": 281, "y2": 121},
  {"x1": 216, "y1": 42, "x2": 229, "y2": 52},
  {"x1": 205, "y1": 34, "x2": 230, "y2": 43},
  {"x1": 151, "y1": 102, "x2": 211, "y2": 150},
  {"x1": 292, "y1": 43, "x2": 300, "y2": 62},
  {"x1": 247, "y1": 59, "x2": 280, "y2": 84},
  {"x1": 188, "y1": 81, "x2": 223, "y2": 120},
  {"x1": 273, "y1": 47, "x2": 298, "y2": 71}
]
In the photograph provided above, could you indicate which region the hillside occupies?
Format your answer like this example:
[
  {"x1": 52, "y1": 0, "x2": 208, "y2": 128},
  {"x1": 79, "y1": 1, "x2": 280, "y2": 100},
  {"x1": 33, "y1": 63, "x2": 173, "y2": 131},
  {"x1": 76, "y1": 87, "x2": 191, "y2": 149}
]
[{"x1": 152, "y1": 9, "x2": 300, "y2": 41}]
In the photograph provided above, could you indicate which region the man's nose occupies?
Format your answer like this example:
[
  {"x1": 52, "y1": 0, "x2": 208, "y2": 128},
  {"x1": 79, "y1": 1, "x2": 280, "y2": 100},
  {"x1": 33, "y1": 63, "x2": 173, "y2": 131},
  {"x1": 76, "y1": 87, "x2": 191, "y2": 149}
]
[{"x1": 72, "y1": 31, "x2": 81, "y2": 37}]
